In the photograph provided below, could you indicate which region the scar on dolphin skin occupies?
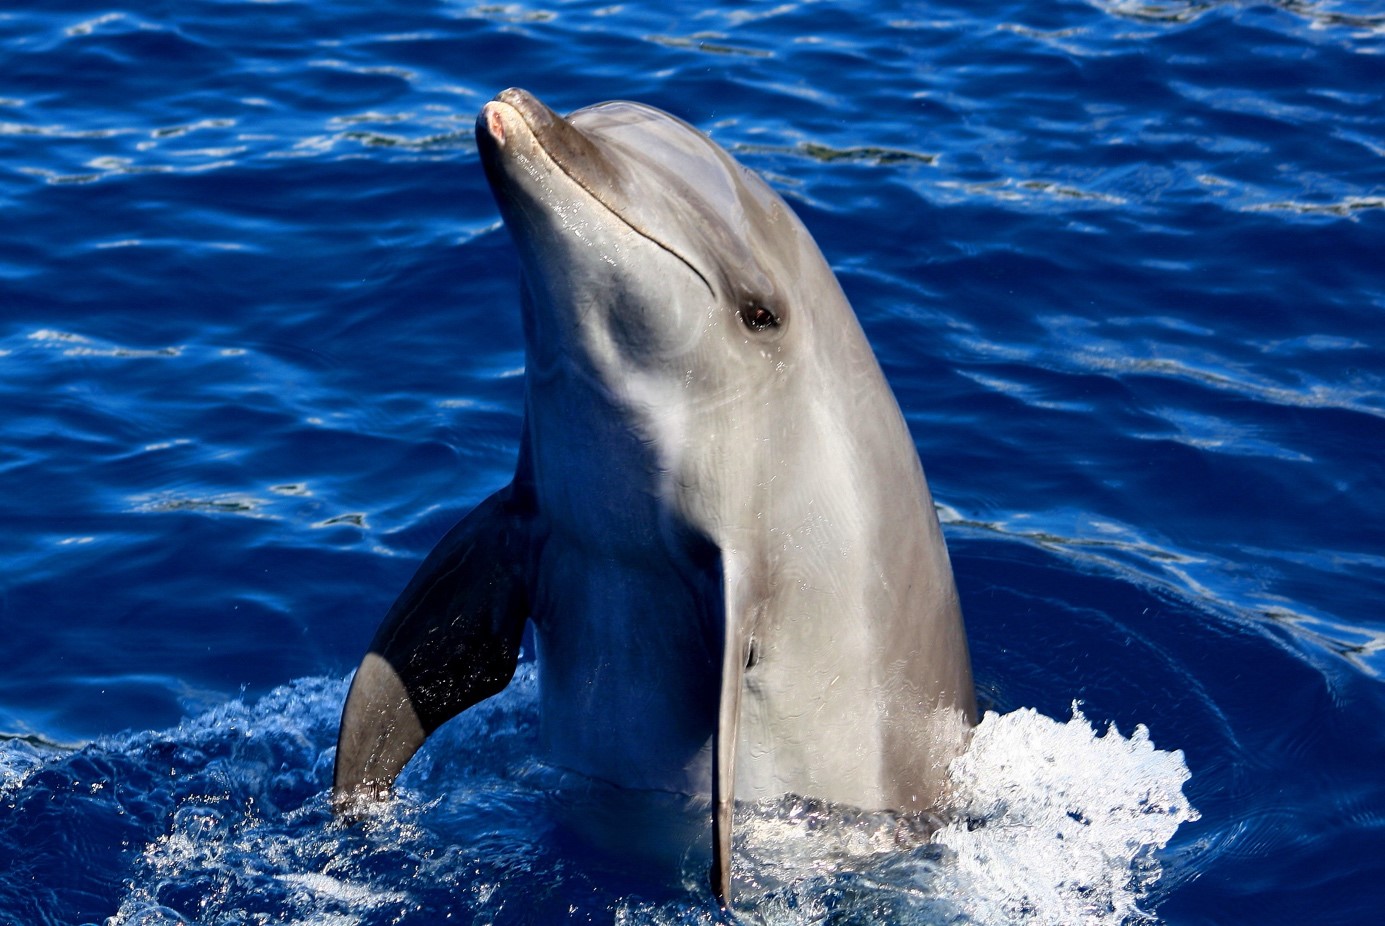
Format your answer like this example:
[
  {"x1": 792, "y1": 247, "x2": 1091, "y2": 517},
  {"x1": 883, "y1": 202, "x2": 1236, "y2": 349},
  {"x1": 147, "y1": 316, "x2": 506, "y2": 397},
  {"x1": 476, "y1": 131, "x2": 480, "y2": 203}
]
[{"x1": 334, "y1": 89, "x2": 976, "y2": 908}]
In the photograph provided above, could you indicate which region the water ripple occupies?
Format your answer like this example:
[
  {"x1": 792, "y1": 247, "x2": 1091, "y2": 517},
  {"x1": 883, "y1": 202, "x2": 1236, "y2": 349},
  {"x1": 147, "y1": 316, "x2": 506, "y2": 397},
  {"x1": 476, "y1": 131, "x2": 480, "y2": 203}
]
[{"x1": 2, "y1": 1, "x2": 1382, "y2": 922}]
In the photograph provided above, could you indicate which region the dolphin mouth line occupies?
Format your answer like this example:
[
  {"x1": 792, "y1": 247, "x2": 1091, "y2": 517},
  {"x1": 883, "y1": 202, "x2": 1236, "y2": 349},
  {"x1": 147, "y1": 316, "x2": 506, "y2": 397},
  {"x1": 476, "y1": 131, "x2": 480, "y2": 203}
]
[{"x1": 487, "y1": 97, "x2": 715, "y2": 298}]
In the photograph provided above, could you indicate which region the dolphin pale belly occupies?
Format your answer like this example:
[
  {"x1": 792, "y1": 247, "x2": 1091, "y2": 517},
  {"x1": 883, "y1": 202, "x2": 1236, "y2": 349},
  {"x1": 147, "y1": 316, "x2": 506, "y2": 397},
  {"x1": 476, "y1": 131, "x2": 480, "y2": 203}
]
[{"x1": 334, "y1": 88, "x2": 977, "y2": 904}]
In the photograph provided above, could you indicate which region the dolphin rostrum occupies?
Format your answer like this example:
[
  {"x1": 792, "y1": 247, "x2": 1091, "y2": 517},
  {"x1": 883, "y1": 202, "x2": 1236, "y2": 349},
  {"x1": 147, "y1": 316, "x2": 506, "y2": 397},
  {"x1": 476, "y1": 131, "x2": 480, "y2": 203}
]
[{"x1": 334, "y1": 88, "x2": 976, "y2": 905}]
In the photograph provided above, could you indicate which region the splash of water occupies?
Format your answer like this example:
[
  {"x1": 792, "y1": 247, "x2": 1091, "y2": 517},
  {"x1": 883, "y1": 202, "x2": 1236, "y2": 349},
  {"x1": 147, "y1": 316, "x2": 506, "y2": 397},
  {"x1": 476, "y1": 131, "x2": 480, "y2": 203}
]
[
  {"x1": 0, "y1": 674, "x2": 1196, "y2": 925},
  {"x1": 936, "y1": 706, "x2": 1198, "y2": 925}
]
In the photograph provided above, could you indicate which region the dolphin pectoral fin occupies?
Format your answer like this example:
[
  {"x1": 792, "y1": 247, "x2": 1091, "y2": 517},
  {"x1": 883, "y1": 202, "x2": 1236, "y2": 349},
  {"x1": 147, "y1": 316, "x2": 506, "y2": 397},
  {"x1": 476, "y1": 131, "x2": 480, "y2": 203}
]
[
  {"x1": 333, "y1": 487, "x2": 532, "y2": 814},
  {"x1": 710, "y1": 554, "x2": 753, "y2": 907},
  {"x1": 333, "y1": 652, "x2": 426, "y2": 813}
]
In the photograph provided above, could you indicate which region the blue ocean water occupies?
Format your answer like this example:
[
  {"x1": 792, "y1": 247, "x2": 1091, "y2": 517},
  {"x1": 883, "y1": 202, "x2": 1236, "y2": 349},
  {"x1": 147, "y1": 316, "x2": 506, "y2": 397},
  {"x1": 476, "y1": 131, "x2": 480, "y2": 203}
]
[{"x1": 2, "y1": 1, "x2": 1383, "y2": 924}]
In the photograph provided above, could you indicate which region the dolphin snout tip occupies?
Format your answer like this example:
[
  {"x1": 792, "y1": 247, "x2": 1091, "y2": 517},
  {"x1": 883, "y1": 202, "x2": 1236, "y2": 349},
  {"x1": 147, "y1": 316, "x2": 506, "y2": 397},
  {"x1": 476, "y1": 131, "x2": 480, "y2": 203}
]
[{"x1": 480, "y1": 101, "x2": 508, "y2": 148}]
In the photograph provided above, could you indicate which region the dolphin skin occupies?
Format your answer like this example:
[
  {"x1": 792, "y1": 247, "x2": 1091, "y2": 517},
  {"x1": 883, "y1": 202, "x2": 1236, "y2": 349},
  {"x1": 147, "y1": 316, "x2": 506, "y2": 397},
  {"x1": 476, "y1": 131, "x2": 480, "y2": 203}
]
[{"x1": 334, "y1": 88, "x2": 976, "y2": 905}]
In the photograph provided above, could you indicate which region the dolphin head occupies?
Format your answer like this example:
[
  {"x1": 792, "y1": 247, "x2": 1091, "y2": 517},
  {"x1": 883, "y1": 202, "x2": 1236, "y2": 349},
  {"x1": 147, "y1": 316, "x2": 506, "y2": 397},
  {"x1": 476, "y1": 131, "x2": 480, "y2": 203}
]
[{"x1": 476, "y1": 88, "x2": 830, "y2": 396}]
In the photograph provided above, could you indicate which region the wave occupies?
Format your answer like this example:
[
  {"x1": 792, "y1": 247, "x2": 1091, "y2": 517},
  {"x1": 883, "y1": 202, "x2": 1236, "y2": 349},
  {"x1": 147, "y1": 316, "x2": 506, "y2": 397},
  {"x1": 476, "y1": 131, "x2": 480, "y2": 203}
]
[{"x1": 1, "y1": 669, "x2": 1195, "y2": 925}]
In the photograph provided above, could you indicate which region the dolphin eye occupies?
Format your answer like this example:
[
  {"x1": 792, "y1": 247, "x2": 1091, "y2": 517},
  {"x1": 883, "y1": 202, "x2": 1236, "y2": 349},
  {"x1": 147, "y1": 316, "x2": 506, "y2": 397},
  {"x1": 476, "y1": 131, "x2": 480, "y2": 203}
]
[{"x1": 739, "y1": 300, "x2": 781, "y2": 332}]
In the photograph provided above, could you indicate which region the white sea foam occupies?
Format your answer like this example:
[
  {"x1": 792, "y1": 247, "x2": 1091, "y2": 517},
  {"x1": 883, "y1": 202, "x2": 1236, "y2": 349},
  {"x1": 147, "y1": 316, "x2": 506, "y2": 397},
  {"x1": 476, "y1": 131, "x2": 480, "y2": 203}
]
[
  {"x1": 935, "y1": 705, "x2": 1197, "y2": 925},
  {"x1": 88, "y1": 677, "x2": 1195, "y2": 925}
]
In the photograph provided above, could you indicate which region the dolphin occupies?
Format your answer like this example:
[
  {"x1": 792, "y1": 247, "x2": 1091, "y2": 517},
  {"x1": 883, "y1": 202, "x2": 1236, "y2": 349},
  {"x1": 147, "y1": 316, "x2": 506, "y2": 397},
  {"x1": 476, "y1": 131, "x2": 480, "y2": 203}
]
[{"x1": 333, "y1": 88, "x2": 976, "y2": 904}]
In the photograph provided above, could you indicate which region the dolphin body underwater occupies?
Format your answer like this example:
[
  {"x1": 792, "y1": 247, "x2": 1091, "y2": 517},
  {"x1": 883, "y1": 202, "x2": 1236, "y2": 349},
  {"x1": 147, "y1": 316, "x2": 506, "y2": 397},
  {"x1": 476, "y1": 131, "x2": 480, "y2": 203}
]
[{"x1": 333, "y1": 88, "x2": 976, "y2": 904}]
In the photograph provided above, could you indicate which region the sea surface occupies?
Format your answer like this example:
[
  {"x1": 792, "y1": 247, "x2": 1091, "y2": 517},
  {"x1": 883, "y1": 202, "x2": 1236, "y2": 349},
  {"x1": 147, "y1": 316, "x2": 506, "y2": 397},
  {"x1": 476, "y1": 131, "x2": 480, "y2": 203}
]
[{"x1": 2, "y1": 1, "x2": 1383, "y2": 924}]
